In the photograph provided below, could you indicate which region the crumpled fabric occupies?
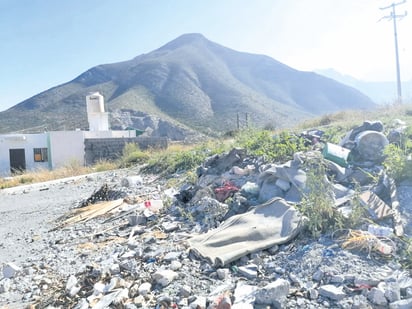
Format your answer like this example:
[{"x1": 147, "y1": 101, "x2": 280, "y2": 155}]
[{"x1": 188, "y1": 197, "x2": 303, "y2": 266}]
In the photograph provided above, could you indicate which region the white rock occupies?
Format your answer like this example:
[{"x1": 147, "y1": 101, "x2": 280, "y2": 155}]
[
  {"x1": 153, "y1": 269, "x2": 178, "y2": 287},
  {"x1": 319, "y1": 285, "x2": 346, "y2": 301},
  {"x1": 255, "y1": 279, "x2": 290, "y2": 305},
  {"x1": 2, "y1": 262, "x2": 21, "y2": 278},
  {"x1": 138, "y1": 282, "x2": 152, "y2": 296},
  {"x1": 367, "y1": 287, "x2": 388, "y2": 306},
  {"x1": 217, "y1": 268, "x2": 230, "y2": 280},
  {"x1": 93, "y1": 282, "x2": 106, "y2": 295},
  {"x1": 189, "y1": 295, "x2": 206, "y2": 309},
  {"x1": 180, "y1": 285, "x2": 192, "y2": 298},
  {"x1": 170, "y1": 260, "x2": 182, "y2": 271},
  {"x1": 233, "y1": 283, "x2": 258, "y2": 305},
  {"x1": 0, "y1": 278, "x2": 11, "y2": 293},
  {"x1": 65, "y1": 275, "x2": 78, "y2": 292}
]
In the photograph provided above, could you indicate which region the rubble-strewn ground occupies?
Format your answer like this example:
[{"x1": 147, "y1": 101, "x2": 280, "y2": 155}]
[{"x1": 1, "y1": 155, "x2": 412, "y2": 308}]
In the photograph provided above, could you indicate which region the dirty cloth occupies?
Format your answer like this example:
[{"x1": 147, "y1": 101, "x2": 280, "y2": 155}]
[{"x1": 188, "y1": 197, "x2": 302, "y2": 266}]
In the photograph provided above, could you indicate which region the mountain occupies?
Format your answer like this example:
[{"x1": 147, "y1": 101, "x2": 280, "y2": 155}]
[
  {"x1": 0, "y1": 33, "x2": 376, "y2": 136},
  {"x1": 316, "y1": 68, "x2": 412, "y2": 104}
]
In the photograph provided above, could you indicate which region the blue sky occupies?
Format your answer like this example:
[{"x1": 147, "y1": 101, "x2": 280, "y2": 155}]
[{"x1": 1, "y1": 0, "x2": 411, "y2": 111}]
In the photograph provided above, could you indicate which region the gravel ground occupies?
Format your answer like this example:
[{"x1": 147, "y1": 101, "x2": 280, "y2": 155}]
[{"x1": 1, "y1": 164, "x2": 412, "y2": 309}]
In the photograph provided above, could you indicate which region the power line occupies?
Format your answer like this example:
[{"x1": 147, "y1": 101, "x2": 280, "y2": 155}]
[{"x1": 379, "y1": 0, "x2": 408, "y2": 104}]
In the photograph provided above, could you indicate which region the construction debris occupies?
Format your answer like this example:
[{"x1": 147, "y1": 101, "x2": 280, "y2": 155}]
[{"x1": 1, "y1": 120, "x2": 412, "y2": 308}]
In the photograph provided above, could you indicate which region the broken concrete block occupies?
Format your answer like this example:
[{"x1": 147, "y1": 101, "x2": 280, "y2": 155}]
[
  {"x1": 380, "y1": 281, "x2": 401, "y2": 303},
  {"x1": 121, "y1": 176, "x2": 143, "y2": 187},
  {"x1": 367, "y1": 287, "x2": 388, "y2": 306},
  {"x1": 318, "y1": 285, "x2": 346, "y2": 301},
  {"x1": 233, "y1": 284, "x2": 257, "y2": 306},
  {"x1": 152, "y1": 269, "x2": 178, "y2": 287},
  {"x1": 254, "y1": 279, "x2": 290, "y2": 305},
  {"x1": 358, "y1": 191, "x2": 392, "y2": 219},
  {"x1": 237, "y1": 264, "x2": 258, "y2": 279},
  {"x1": 2, "y1": 262, "x2": 21, "y2": 279}
]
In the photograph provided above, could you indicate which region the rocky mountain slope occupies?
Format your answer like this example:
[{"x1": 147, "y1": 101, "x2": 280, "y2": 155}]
[{"x1": 0, "y1": 33, "x2": 376, "y2": 135}]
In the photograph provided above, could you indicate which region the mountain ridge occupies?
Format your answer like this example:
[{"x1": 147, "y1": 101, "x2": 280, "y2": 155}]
[{"x1": 0, "y1": 33, "x2": 376, "y2": 136}]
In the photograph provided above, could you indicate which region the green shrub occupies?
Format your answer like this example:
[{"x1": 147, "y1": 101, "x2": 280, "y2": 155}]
[
  {"x1": 383, "y1": 144, "x2": 410, "y2": 181},
  {"x1": 297, "y1": 154, "x2": 345, "y2": 237},
  {"x1": 120, "y1": 143, "x2": 150, "y2": 167},
  {"x1": 234, "y1": 128, "x2": 308, "y2": 162}
]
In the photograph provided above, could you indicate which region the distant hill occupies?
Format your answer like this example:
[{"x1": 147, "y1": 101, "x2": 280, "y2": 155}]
[
  {"x1": 0, "y1": 33, "x2": 376, "y2": 136},
  {"x1": 316, "y1": 68, "x2": 412, "y2": 104}
]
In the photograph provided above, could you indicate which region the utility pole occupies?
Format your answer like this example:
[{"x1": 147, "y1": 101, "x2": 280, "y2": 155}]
[{"x1": 380, "y1": 0, "x2": 407, "y2": 104}]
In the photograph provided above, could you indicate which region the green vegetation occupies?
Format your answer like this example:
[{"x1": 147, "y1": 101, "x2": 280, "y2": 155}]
[{"x1": 234, "y1": 128, "x2": 309, "y2": 162}]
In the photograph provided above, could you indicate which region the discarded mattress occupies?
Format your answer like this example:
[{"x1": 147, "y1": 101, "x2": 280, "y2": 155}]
[{"x1": 188, "y1": 197, "x2": 303, "y2": 266}]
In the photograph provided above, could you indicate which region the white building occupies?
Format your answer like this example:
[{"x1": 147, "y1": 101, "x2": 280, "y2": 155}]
[{"x1": 0, "y1": 92, "x2": 137, "y2": 176}]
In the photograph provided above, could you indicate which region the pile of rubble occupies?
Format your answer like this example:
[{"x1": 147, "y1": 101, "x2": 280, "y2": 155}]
[{"x1": 1, "y1": 120, "x2": 412, "y2": 308}]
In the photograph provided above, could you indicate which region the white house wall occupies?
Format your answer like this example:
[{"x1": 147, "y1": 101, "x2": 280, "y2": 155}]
[
  {"x1": 0, "y1": 133, "x2": 49, "y2": 176},
  {"x1": 0, "y1": 130, "x2": 138, "y2": 176},
  {"x1": 48, "y1": 131, "x2": 85, "y2": 169}
]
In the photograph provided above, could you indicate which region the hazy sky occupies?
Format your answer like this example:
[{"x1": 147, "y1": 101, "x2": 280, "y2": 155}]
[{"x1": 1, "y1": 0, "x2": 411, "y2": 111}]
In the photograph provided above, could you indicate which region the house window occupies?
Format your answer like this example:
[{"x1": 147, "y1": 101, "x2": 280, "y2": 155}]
[{"x1": 34, "y1": 148, "x2": 48, "y2": 162}]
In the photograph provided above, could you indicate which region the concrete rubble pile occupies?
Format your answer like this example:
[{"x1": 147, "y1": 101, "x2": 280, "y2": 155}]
[{"x1": 1, "y1": 120, "x2": 412, "y2": 308}]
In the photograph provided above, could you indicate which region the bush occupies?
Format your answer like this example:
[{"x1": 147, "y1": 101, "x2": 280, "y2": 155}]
[
  {"x1": 234, "y1": 128, "x2": 308, "y2": 162},
  {"x1": 383, "y1": 143, "x2": 412, "y2": 181},
  {"x1": 120, "y1": 143, "x2": 150, "y2": 167},
  {"x1": 297, "y1": 154, "x2": 345, "y2": 237}
]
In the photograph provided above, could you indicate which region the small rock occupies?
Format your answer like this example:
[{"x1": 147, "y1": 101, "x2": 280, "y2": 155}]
[
  {"x1": 217, "y1": 268, "x2": 230, "y2": 280},
  {"x1": 367, "y1": 287, "x2": 388, "y2": 306},
  {"x1": 2, "y1": 262, "x2": 21, "y2": 278},
  {"x1": 319, "y1": 285, "x2": 346, "y2": 301},
  {"x1": 164, "y1": 251, "x2": 181, "y2": 262},
  {"x1": 180, "y1": 285, "x2": 192, "y2": 298},
  {"x1": 162, "y1": 222, "x2": 179, "y2": 232},
  {"x1": 138, "y1": 282, "x2": 151, "y2": 296},
  {"x1": 0, "y1": 278, "x2": 11, "y2": 293},
  {"x1": 254, "y1": 279, "x2": 290, "y2": 305},
  {"x1": 354, "y1": 277, "x2": 380, "y2": 287},
  {"x1": 73, "y1": 298, "x2": 89, "y2": 309},
  {"x1": 308, "y1": 288, "x2": 318, "y2": 300},
  {"x1": 389, "y1": 298, "x2": 412, "y2": 309},
  {"x1": 312, "y1": 269, "x2": 324, "y2": 282},
  {"x1": 237, "y1": 264, "x2": 258, "y2": 279},
  {"x1": 170, "y1": 260, "x2": 182, "y2": 271},
  {"x1": 153, "y1": 269, "x2": 178, "y2": 287},
  {"x1": 190, "y1": 295, "x2": 207, "y2": 308},
  {"x1": 330, "y1": 275, "x2": 345, "y2": 284},
  {"x1": 289, "y1": 273, "x2": 301, "y2": 285},
  {"x1": 381, "y1": 281, "x2": 401, "y2": 303}
]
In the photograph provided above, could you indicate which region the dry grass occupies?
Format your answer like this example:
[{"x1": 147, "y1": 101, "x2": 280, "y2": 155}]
[{"x1": 0, "y1": 160, "x2": 118, "y2": 190}]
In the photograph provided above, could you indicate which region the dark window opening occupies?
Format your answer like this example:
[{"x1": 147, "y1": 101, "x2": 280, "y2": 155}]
[{"x1": 34, "y1": 148, "x2": 48, "y2": 162}]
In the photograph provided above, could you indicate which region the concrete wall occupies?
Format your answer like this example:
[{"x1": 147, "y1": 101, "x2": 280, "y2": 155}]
[
  {"x1": 84, "y1": 130, "x2": 136, "y2": 139},
  {"x1": 0, "y1": 133, "x2": 49, "y2": 176},
  {"x1": 0, "y1": 130, "x2": 154, "y2": 175},
  {"x1": 48, "y1": 131, "x2": 85, "y2": 169},
  {"x1": 84, "y1": 137, "x2": 168, "y2": 165}
]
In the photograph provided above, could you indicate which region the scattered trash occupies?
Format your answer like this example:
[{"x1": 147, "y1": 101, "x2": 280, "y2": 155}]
[
  {"x1": 4, "y1": 119, "x2": 412, "y2": 309},
  {"x1": 322, "y1": 143, "x2": 351, "y2": 167},
  {"x1": 336, "y1": 229, "x2": 395, "y2": 256}
]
